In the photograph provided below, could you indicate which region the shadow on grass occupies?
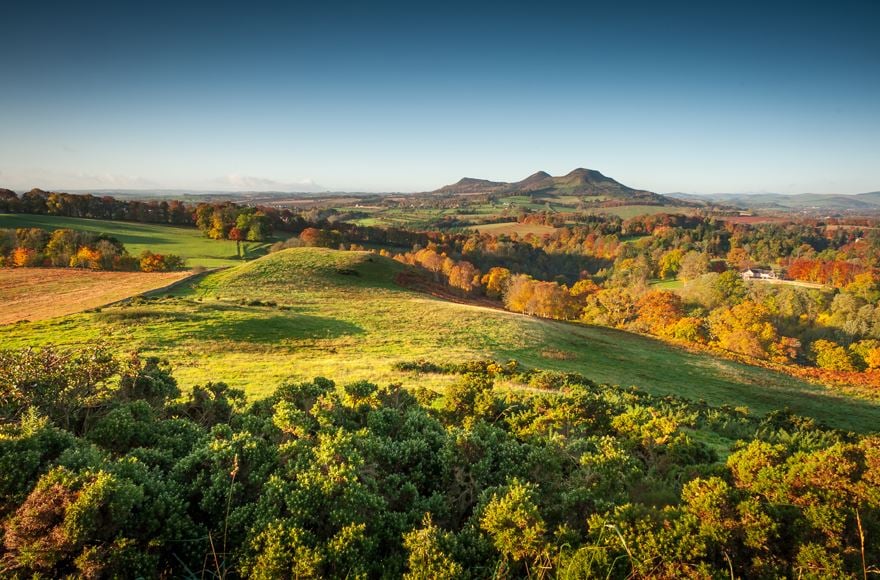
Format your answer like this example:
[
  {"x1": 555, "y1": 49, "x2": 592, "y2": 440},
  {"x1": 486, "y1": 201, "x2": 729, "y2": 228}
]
[
  {"x1": 95, "y1": 308, "x2": 197, "y2": 323},
  {"x1": 97, "y1": 300, "x2": 363, "y2": 344},
  {"x1": 185, "y1": 313, "x2": 364, "y2": 343}
]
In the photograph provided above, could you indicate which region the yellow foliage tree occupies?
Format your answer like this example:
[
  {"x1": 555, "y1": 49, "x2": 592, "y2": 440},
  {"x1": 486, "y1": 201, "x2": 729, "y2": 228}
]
[{"x1": 69, "y1": 246, "x2": 102, "y2": 269}]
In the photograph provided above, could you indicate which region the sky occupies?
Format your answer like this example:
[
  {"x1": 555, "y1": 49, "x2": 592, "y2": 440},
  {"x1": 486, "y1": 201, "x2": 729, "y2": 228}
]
[{"x1": 0, "y1": 0, "x2": 878, "y2": 194}]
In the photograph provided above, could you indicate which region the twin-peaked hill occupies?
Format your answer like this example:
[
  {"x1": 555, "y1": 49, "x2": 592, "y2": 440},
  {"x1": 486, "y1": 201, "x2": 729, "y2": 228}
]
[{"x1": 432, "y1": 168, "x2": 671, "y2": 204}]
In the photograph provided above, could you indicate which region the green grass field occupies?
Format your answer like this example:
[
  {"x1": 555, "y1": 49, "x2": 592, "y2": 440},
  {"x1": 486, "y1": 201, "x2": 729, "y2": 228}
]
[
  {"x1": 650, "y1": 278, "x2": 684, "y2": 290},
  {"x1": 0, "y1": 213, "x2": 278, "y2": 267},
  {"x1": 3, "y1": 247, "x2": 879, "y2": 432}
]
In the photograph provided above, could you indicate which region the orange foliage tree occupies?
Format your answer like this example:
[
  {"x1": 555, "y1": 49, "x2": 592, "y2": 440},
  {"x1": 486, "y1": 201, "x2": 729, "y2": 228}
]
[
  {"x1": 787, "y1": 258, "x2": 871, "y2": 287},
  {"x1": 503, "y1": 275, "x2": 576, "y2": 319},
  {"x1": 447, "y1": 261, "x2": 481, "y2": 294},
  {"x1": 11, "y1": 247, "x2": 39, "y2": 267},
  {"x1": 635, "y1": 290, "x2": 684, "y2": 335}
]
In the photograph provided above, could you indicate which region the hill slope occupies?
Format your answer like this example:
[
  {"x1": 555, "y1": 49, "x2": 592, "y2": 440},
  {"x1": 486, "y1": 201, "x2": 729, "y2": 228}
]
[
  {"x1": 5, "y1": 247, "x2": 880, "y2": 431},
  {"x1": 433, "y1": 168, "x2": 671, "y2": 204}
]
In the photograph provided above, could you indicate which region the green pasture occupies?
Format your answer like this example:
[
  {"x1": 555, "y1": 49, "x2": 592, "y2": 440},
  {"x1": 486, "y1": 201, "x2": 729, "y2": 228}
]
[{"x1": 0, "y1": 213, "x2": 280, "y2": 267}]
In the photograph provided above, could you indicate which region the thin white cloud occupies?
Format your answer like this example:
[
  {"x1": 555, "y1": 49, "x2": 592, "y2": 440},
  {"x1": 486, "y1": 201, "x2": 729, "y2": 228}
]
[
  {"x1": 0, "y1": 169, "x2": 327, "y2": 193},
  {"x1": 0, "y1": 168, "x2": 159, "y2": 191},
  {"x1": 212, "y1": 173, "x2": 325, "y2": 192}
]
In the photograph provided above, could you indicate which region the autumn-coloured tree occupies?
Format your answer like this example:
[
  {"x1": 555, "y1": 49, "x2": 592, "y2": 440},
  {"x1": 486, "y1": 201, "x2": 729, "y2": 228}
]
[
  {"x1": 787, "y1": 257, "x2": 871, "y2": 287},
  {"x1": 657, "y1": 248, "x2": 683, "y2": 279},
  {"x1": 11, "y1": 247, "x2": 39, "y2": 267},
  {"x1": 569, "y1": 278, "x2": 599, "y2": 298},
  {"x1": 634, "y1": 290, "x2": 684, "y2": 335},
  {"x1": 708, "y1": 300, "x2": 780, "y2": 359},
  {"x1": 481, "y1": 267, "x2": 512, "y2": 298},
  {"x1": 607, "y1": 255, "x2": 651, "y2": 289},
  {"x1": 582, "y1": 287, "x2": 637, "y2": 328},
  {"x1": 667, "y1": 316, "x2": 707, "y2": 343},
  {"x1": 502, "y1": 275, "x2": 576, "y2": 319},
  {"x1": 299, "y1": 227, "x2": 323, "y2": 246},
  {"x1": 845, "y1": 271, "x2": 880, "y2": 302},
  {"x1": 45, "y1": 229, "x2": 79, "y2": 267},
  {"x1": 811, "y1": 339, "x2": 857, "y2": 371},
  {"x1": 138, "y1": 251, "x2": 184, "y2": 272},
  {"x1": 865, "y1": 348, "x2": 880, "y2": 369},
  {"x1": 228, "y1": 226, "x2": 244, "y2": 241},
  {"x1": 726, "y1": 246, "x2": 753, "y2": 271},
  {"x1": 69, "y1": 246, "x2": 102, "y2": 269},
  {"x1": 415, "y1": 249, "x2": 444, "y2": 276},
  {"x1": 769, "y1": 336, "x2": 801, "y2": 363},
  {"x1": 447, "y1": 261, "x2": 481, "y2": 294}
]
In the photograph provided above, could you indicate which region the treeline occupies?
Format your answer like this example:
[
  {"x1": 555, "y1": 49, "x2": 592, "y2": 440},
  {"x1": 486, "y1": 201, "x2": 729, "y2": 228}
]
[
  {"x1": 0, "y1": 228, "x2": 183, "y2": 272},
  {"x1": 1, "y1": 347, "x2": 877, "y2": 578},
  {"x1": 787, "y1": 257, "x2": 873, "y2": 287},
  {"x1": 0, "y1": 189, "x2": 438, "y2": 249},
  {"x1": 193, "y1": 203, "x2": 272, "y2": 241},
  {"x1": 0, "y1": 188, "x2": 192, "y2": 224},
  {"x1": 5, "y1": 188, "x2": 879, "y2": 272}
]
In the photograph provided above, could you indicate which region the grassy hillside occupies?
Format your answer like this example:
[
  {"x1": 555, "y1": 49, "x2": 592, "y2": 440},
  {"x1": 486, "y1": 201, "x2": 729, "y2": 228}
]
[
  {"x1": 0, "y1": 213, "x2": 277, "y2": 267},
  {"x1": 3, "y1": 247, "x2": 880, "y2": 431}
]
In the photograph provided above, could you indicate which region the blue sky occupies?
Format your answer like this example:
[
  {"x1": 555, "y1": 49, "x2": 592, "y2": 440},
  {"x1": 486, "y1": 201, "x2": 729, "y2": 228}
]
[{"x1": 1, "y1": 0, "x2": 878, "y2": 194}]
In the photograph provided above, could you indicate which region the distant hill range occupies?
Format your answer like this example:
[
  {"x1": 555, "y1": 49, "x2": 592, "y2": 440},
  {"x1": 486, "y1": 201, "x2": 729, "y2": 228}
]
[
  {"x1": 431, "y1": 168, "x2": 671, "y2": 204},
  {"x1": 667, "y1": 191, "x2": 880, "y2": 212}
]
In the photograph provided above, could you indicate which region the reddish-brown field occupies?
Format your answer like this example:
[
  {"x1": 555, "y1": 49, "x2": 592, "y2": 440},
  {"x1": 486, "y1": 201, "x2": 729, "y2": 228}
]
[
  {"x1": 468, "y1": 222, "x2": 558, "y2": 236},
  {"x1": 0, "y1": 268, "x2": 193, "y2": 324},
  {"x1": 716, "y1": 215, "x2": 790, "y2": 225}
]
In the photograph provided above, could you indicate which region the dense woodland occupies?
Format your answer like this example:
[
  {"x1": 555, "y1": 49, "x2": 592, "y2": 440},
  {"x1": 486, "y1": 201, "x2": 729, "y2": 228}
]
[{"x1": 0, "y1": 347, "x2": 878, "y2": 578}]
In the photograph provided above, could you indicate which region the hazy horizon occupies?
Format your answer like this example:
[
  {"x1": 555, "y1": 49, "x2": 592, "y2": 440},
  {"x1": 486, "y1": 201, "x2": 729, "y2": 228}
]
[
  {"x1": 4, "y1": 176, "x2": 880, "y2": 198},
  {"x1": 1, "y1": 0, "x2": 878, "y2": 194}
]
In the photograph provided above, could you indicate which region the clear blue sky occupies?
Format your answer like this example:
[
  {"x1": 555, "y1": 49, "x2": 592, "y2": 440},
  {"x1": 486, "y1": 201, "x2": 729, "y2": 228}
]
[{"x1": 1, "y1": 0, "x2": 878, "y2": 194}]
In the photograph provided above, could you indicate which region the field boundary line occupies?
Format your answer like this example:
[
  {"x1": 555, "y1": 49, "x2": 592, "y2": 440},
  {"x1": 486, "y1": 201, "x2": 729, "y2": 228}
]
[{"x1": 104, "y1": 268, "x2": 225, "y2": 307}]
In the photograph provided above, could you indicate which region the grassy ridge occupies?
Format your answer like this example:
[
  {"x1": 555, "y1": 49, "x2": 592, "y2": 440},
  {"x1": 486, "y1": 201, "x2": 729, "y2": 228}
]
[
  {"x1": 0, "y1": 213, "x2": 276, "y2": 267},
  {"x1": 3, "y1": 247, "x2": 879, "y2": 431}
]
